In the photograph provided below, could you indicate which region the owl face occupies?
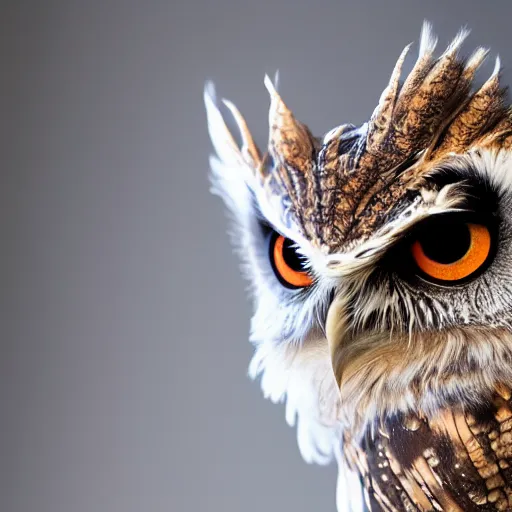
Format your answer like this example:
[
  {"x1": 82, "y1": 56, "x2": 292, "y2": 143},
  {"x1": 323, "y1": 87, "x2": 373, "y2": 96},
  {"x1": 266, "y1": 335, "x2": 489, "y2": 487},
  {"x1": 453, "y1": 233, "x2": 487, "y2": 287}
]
[{"x1": 205, "y1": 23, "x2": 512, "y2": 475}]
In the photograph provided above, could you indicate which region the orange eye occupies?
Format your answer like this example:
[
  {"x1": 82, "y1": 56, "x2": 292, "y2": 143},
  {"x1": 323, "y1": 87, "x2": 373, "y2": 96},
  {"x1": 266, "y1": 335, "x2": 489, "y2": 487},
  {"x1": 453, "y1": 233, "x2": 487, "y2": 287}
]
[
  {"x1": 411, "y1": 222, "x2": 492, "y2": 283},
  {"x1": 270, "y1": 233, "x2": 313, "y2": 289}
]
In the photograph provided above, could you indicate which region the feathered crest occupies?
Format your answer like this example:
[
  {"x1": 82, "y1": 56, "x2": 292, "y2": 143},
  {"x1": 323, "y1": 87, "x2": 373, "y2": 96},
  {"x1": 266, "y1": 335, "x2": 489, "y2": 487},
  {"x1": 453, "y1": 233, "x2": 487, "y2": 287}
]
[{"x1": 205, "y1": 22, "x2": 512, "y2": 254}]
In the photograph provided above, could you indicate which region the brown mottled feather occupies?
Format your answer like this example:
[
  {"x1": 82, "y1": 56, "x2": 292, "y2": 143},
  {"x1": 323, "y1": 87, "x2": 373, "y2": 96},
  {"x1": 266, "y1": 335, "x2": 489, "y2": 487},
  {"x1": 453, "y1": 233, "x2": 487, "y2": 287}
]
[
  {"x1": 344, "y1": 386, "x2": 512, "y2": 511},
  {"x1": 263, "y1": 32, "x2": 512, "y2": 253}
]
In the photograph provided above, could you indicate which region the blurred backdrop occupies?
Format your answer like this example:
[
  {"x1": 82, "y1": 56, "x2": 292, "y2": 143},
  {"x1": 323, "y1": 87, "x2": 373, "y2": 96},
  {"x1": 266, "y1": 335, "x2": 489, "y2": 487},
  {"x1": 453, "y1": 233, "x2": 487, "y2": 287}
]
[{"x1": 2, "y1": 1, "x2": 512, "y2": 511}]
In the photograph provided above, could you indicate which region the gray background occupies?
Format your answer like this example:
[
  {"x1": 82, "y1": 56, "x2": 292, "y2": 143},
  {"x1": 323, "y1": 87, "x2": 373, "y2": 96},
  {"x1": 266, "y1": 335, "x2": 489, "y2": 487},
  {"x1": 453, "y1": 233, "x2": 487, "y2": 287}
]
[{"x1": 2, "y1": 1, "x2": 512, "y2": 511}]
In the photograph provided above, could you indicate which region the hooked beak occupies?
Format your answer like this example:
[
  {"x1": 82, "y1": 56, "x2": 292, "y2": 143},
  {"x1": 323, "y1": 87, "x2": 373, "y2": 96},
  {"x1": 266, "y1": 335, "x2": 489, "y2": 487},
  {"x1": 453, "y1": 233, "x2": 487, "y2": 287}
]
[{"x1": 325, "y1": 293, "x2": 350, "y2": 390}]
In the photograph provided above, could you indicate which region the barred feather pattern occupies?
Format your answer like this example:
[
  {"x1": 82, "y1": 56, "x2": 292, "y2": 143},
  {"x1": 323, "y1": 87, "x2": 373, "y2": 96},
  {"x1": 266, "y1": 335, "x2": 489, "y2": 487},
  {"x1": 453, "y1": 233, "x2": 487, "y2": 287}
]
[{"x1": 344, "y1": 385, "x2": 512, "y2": 511}]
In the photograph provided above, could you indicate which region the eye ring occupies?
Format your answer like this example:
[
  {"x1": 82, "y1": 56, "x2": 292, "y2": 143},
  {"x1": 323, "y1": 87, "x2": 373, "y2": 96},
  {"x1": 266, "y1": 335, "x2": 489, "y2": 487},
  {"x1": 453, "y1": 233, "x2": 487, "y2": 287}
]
[
  {"x1": 410, "y1": 218, "x2": 495, "y2": 285},
  {"x1": 269, "y1": 232, "x2": 313, "y2": 289}
]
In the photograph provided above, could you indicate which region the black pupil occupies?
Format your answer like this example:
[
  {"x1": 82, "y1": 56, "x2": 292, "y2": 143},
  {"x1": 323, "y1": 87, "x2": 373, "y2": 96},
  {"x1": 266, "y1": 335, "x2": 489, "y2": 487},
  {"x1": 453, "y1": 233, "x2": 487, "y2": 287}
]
[
  {"x1": 282, "y1": 238, "x2": 307, "y2": 272},
  {"x1": 418, "y1": 222, "x2": 471, "y2": 264}
]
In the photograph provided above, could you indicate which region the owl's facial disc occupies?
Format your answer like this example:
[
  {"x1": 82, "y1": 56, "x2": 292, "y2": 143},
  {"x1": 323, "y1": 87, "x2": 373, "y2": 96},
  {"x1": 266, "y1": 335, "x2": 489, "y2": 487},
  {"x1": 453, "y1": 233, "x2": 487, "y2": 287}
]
[
  {"x1": 326, "y1": 206, "x2": 497, "y2": 364},
  {"x1": 319, "y1": 155, "x2": 512, "y2": 433},
  {"x1": 325, "y1": 212, "x2": 498, "y2": 366}
]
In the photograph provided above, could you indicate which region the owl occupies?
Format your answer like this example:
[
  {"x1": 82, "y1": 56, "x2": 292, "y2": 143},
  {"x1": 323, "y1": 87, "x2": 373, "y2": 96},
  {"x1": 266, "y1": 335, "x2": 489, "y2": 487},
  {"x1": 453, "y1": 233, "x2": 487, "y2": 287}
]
[{"x1": 204, "y1": 23, "x2": 512, "y2": 511}]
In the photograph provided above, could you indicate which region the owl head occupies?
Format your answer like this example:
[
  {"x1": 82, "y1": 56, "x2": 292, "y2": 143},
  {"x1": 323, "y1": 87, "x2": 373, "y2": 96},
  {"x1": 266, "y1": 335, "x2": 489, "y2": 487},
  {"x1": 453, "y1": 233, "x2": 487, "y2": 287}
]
[{"x1": 205, "y1": 23, "x2": 512, "y2": 510}]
